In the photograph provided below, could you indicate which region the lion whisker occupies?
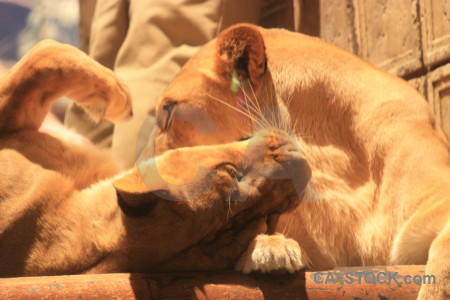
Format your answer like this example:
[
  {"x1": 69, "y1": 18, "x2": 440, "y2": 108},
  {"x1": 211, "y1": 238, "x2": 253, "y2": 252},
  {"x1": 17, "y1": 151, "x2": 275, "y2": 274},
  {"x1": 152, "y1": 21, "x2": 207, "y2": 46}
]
[
  {"x1": 245, "y1": 78, "x2": 264, "y2": 121},
  {"x1": 241, "y1": 92, "x2": 264, "y2": 127},
  {"x1": 207, "y1": 93, "x2": 260, "y2": 126},
  {"x1": 240, "y1": 86, "x2": 268, "y2": 130}
]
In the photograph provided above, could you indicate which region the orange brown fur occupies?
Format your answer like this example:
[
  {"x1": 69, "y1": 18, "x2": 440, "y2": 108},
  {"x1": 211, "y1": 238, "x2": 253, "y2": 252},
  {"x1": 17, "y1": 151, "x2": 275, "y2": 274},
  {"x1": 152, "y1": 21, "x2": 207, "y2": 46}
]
[
  {"x1": 0, "y1": 40, "x2": 309, "y2": 277},
  {"x1": 154, "y1": 24, "x2": 450, "y2": 299}
]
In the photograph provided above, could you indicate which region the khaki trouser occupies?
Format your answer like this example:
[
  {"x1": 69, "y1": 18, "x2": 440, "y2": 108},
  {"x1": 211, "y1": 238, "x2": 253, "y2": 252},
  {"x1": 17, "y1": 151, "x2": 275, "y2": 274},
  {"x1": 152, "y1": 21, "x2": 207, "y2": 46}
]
[{"x1": 66, "y1": 0, "x2": 297, "y2": 168}]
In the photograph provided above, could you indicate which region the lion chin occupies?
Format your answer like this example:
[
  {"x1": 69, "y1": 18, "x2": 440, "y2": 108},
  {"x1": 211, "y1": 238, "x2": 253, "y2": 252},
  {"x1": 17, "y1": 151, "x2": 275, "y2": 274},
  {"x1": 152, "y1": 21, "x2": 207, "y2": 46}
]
[{"x1": 153, "y1": 24, "x2": 450, "y2": 299}]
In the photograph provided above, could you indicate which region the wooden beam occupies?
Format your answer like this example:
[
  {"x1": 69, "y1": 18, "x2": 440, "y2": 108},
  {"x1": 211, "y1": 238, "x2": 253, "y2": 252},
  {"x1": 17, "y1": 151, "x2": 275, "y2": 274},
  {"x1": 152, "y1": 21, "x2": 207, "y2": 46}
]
[{"x1": 0, "y1": 265, "x2": 427, "y2": 299}]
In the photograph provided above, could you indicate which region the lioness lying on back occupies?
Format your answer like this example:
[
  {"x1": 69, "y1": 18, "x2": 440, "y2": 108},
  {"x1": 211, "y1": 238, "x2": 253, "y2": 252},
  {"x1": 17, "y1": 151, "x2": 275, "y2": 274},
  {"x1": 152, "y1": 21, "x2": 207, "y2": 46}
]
[
  {"x1": 0, "y1": 41, "x2": 310, "y2": 276},
  {"x1": 151, "y1": 24, "x2": 450, "y2": 299}
]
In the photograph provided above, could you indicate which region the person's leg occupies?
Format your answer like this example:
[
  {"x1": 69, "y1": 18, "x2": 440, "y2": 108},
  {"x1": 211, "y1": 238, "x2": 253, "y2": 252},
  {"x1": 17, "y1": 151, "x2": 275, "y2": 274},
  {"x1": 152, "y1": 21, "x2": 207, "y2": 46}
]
[
  {"x1": 65, "y1": 0, "x2": 128, "y2": 148},
  {"x1": 258, "y1": 0, "x2": 296, "y2": 30}
]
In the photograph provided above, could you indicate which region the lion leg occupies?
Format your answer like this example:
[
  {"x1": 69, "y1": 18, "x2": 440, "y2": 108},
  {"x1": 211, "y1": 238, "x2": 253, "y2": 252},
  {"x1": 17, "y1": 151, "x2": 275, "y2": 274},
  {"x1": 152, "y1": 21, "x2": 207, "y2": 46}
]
[
  {"x1": 235, "y1": 233, "x2": 310, "y2": 274},
  {"x1": 0, "y1": 40, "x2": 131, "y2": 132},
  {"x1": 418, "y1": 221, "x2": 450, "y2": 300},
  {"x1": 390, "y1": 187, "x2": 450, "y2": 300},
  {"x1": 234, "y1": 129, "x2": 311, "y2": 274}
]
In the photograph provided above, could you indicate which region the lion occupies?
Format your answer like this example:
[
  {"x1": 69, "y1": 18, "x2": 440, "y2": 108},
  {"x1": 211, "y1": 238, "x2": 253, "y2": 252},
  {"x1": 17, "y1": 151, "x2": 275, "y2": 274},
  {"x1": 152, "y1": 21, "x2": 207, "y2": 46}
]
[
  {"x1": 151, "y1": 24, "x2": 450, "y2": 299},
  {"x1": 0, "y1": 40, "x2": 311, "y2": 277}
]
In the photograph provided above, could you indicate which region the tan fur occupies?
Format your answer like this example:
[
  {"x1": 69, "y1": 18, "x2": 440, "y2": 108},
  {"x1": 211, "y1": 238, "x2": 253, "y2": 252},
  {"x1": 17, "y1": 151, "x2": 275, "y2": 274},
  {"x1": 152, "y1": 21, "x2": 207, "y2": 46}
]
[
  {"x1": 0, "y1": 40, "x2": 310, "y2": 277},
  {"x1": 154, "y1": 24, "x2": 450, "y2": 299}
]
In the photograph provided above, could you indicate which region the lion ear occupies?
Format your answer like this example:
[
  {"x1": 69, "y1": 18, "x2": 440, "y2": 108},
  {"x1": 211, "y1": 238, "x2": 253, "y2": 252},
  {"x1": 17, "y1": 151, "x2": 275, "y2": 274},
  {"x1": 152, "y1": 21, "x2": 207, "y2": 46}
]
[
  {"x1": 112, "y1": 167, "x2": 171, "y2": 217},
  {"x1": 216, "y1": 24, "x2": 267, "y2": 88}
]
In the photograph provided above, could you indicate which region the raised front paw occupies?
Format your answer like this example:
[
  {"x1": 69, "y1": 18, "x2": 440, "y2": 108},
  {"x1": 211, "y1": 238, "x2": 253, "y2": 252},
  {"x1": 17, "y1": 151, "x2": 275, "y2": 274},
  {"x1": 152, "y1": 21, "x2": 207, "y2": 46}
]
[
  {"x1": 66, "y1": 61, "x2": 133, "y2": 123},
  {"x1": 235, "y1": 233, "x2": 309, "y2": 274},
  {"x1": 33, "y1": 40, "x2": 133, "y2": 123}
]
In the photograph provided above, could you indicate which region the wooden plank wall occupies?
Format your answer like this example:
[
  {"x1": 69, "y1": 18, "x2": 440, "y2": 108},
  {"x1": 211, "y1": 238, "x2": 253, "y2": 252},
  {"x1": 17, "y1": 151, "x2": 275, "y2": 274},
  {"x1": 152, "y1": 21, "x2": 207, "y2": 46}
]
[{"x1": 300, "y1": 0, "x2": 450, "y2": 136}]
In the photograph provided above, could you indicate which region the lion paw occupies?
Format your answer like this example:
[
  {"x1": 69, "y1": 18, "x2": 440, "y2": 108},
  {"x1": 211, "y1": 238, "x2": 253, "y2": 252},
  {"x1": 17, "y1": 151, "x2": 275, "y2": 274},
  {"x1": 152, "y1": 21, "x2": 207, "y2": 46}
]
[
  {"x1": 70, "y1": 67, "x2": 132, "y2": 123},
  {"x1": 235, "y1": 234, "x2": 308, "y2": 274}
]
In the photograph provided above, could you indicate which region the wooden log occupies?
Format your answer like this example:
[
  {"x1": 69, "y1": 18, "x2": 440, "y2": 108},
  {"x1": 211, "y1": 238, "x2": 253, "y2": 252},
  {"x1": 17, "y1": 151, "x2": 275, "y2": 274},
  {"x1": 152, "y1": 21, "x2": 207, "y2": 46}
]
[{"x1": 0, "y1": 265, "x2": 428, "y2": 299}]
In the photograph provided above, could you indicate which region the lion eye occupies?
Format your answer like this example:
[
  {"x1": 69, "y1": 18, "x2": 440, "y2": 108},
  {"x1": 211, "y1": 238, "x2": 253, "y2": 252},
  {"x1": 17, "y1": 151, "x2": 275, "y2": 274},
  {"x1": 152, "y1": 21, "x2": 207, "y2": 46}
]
[
  {"x1": 217, "y1": 163, "x2": 242, "y2": 180},
  {"x1": 222, "y1": 164, "x2": 237, "y2": 177},
  {"x1": 238, "y1": 136, "x2": 251, "y2": 141},
  {"x1": 156, "y1": 102, "x2": 177, "y2": 130}
]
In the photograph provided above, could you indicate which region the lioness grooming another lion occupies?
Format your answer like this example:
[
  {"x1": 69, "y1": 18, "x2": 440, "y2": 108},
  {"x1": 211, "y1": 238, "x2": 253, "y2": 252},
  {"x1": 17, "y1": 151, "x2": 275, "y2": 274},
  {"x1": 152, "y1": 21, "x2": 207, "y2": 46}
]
[
  {"x1": 151, "y1": 24, "x2": 450, "y2": 299},
  {"x1": 1, "y1": 23, "x2": 449, "y2": 300},
  {"x1": 0, "y1": 41, "x2": 310, "y2": 277}
]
